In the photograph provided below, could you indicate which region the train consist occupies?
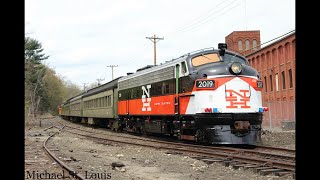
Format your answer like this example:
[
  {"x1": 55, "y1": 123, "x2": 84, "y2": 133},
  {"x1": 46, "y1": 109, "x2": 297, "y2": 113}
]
[{"x1": 60, "y1": 43, "x2": 267, "y2": 145}]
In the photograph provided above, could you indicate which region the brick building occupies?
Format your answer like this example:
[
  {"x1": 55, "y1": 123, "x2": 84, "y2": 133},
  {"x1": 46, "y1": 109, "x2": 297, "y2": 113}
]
[{"x1": 225, "y1": 30, "x2": 296, "y2": 130}]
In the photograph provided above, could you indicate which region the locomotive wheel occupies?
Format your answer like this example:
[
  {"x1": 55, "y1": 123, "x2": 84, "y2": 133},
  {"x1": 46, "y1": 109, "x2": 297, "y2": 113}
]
[{"x1": 195, "y1": 129, "x2": 207, "y2": 143}]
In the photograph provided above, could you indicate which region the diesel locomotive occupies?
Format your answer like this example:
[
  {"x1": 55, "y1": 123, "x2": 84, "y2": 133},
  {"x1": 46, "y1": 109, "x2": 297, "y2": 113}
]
[{"x1": 60, "y1": 43, "x2": 267, "y2": 144}]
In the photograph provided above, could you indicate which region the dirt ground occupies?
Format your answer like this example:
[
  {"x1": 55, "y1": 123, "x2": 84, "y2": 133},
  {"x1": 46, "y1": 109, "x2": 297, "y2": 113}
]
[
  {"x1": 25, "y1": 116, "x2": 295, "y2": 180},
  {"x1": 260, "y1": 128, "x2": 295, "y2": 150}
]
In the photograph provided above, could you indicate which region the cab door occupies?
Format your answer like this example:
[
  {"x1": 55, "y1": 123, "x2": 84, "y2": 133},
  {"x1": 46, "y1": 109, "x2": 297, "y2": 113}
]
[{"x1": 174, "y1": 64, "x2": 180, "y2": 114}]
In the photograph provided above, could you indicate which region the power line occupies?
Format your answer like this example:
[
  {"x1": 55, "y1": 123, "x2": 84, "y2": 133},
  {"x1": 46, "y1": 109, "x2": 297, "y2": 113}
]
[
  {"x1": 179, "y1": 1, "x2": 241, "y2": 33},
  {"x1": 174, "y1": 0, "x2": 228, "y2": 32},
  {"x1": 146, "y1": 34, "x2": 164, "y2": 65},
  {"x1": 172, "y1": 0, "x2": 240, "y2": 34},
  {"x1": 107, "y1": 65, "x2": 118, "y2": 80}
]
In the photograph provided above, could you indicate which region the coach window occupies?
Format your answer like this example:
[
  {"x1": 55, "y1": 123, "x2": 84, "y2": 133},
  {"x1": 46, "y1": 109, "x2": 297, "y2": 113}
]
[{"x1": 108, "y1": 96, "x2": 112, "y2": 107}]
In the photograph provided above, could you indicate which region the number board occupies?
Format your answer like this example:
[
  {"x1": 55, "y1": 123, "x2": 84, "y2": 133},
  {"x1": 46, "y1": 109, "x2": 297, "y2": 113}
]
[{"x1": 196, "y1": 80, "x2": 215, "y2": 88}]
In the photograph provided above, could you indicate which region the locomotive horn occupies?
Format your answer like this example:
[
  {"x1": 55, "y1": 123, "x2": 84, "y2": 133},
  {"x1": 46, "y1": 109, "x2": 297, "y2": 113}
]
[{"x1": 218, "y1": 43, "x2": 227, "y2": 56}]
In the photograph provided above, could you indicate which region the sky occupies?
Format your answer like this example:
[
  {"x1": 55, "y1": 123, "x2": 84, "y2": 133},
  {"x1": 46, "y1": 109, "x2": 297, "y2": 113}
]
[{"x1": 25, "y1": 0, "x2": 295, "y2": 89}]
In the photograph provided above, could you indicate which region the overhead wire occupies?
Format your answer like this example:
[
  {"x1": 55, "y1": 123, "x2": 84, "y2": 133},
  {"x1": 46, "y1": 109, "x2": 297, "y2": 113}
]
[
  {"x1": 165, "y1": 0, "x2": 241, "y2": 36},
  {"x1": 180, "y1": 1, "x2": 242, "y2": 33},
  {"x1": 174, "y1": 0, "x2": 229, "y2": 32}
]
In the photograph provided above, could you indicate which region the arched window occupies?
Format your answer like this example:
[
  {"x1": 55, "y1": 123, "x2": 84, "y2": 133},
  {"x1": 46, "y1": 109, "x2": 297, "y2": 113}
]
[
  {"x1": 245, "y1": 40, "x2": 250, "y2": 50},
  {"x1": 238, "y1": 40, "x2": 242, "y2": 50},
  {"x1": 253, "y1": 40, "x2": 257, "y2": 50}
]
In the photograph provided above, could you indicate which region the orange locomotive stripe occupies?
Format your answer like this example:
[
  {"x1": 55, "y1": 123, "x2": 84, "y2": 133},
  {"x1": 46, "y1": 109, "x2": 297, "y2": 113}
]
[{"x1": 118, "y1": 95, "x2": 175, "y2": 115}]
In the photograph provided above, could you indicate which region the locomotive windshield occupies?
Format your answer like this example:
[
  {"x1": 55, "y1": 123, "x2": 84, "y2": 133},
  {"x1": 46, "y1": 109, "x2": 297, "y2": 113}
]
[
  {"x1": 191, "y1": 53, "x2": 220, "y2": 66},
  {"x1": 223, "y1": 53, "x2": 248, "y2": 65},
  {"x1": 191, "y1": 52, "x2": 248, "y2": 67}
]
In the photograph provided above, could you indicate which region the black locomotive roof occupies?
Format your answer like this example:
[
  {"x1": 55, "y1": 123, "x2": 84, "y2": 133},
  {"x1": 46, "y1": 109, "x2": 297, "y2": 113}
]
[{"x1": 82, "y1": 76, "x2": 122, "y2": 98}]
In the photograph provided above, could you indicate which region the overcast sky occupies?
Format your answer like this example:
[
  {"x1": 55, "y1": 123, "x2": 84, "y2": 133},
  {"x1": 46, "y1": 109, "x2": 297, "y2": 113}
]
[{"x1": 25, "y1": 0, "x2": 295, "y2": 88}]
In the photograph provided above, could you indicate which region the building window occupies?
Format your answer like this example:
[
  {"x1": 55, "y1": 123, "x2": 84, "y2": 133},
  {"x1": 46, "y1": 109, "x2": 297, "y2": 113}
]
[
  {"x1": 282, "y1": 71, "x2": 286, "y2": 90},
  {"x1": 238, "y1": 40, "x2": 242, "y2": 50},
  {"x1": 289, "y1": 69, "x2": 293, "y2": 88},
  {"x1": 269, "y1": 75, "x2": 273, "y2": 91},
  {"x1": 275, "y1": 73, "x2": 279, "y2": 91},
  {"x1": 253, "y1": 40, "x2": 257, "y2": 50},
  {"x1": 245, "y1": 40, "x2": 250, "y2": 50},
  {"x1": 264, "y1": 76, "x2": 267, "y2": 92}
]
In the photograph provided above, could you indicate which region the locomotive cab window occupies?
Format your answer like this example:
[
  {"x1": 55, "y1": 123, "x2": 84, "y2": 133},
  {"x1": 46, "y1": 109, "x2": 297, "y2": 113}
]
[
  {"x1": 223, "y1": 53, "x2": 248, "y2": 65},
  {"x1": 191, "y1": 53, "x2": 220, "y2": 66}
]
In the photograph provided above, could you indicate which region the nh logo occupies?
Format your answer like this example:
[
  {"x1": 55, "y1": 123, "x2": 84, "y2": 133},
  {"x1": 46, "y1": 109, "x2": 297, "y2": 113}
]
[
  {"x1": 142, "y1": 85, "x2": 151, "y2": 111},
  {"x1": 225, "y1": 89, "x2": 250, "y2": 108}
]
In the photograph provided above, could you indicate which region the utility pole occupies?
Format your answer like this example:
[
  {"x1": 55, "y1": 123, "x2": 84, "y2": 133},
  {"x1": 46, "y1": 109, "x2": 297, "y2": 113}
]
[
  {"x1": 107, "y1": 65, "x2": 118, "y2": 80},
  {"x1": 146, "y1": 34, "x2": 164, "y2": 65},
  {"x1": 97, "y1": 78, "x2": 105, "y2": 86},
  {"x1": 83, "y1": 83, "x2": 87, "y2": 92}
]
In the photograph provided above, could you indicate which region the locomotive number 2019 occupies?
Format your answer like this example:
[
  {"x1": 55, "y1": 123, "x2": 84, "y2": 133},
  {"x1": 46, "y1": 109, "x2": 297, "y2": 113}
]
[{"x1": 196, "y1": 80, "x2": 214, "y2": 88}]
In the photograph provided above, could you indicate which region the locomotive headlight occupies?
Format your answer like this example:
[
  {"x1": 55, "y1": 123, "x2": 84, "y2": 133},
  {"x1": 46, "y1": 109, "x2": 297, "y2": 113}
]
[{"x1": 230, "y1": 62, "x2": 242, "y2": 75}]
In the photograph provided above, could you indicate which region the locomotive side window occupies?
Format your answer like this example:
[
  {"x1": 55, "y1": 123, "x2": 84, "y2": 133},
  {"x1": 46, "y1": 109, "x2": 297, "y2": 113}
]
[
  {"x1": 180, "y1": 61, "x2": 188, "y2": 76},
  {"x1": 191, "y1": 53, "x2": 220, "y2": 66}
]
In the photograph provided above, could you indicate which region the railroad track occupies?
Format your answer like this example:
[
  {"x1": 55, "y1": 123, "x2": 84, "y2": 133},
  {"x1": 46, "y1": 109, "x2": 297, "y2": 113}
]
[
  {"x1": 25, "y1": 119, "x2": 84, "y2": 180},
  {"x1": 43, "y1": 126, "x2": 86, "y2": 180},
  {"x1": 58, "y1": 120, "x2": 295, "y2": 178}
]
